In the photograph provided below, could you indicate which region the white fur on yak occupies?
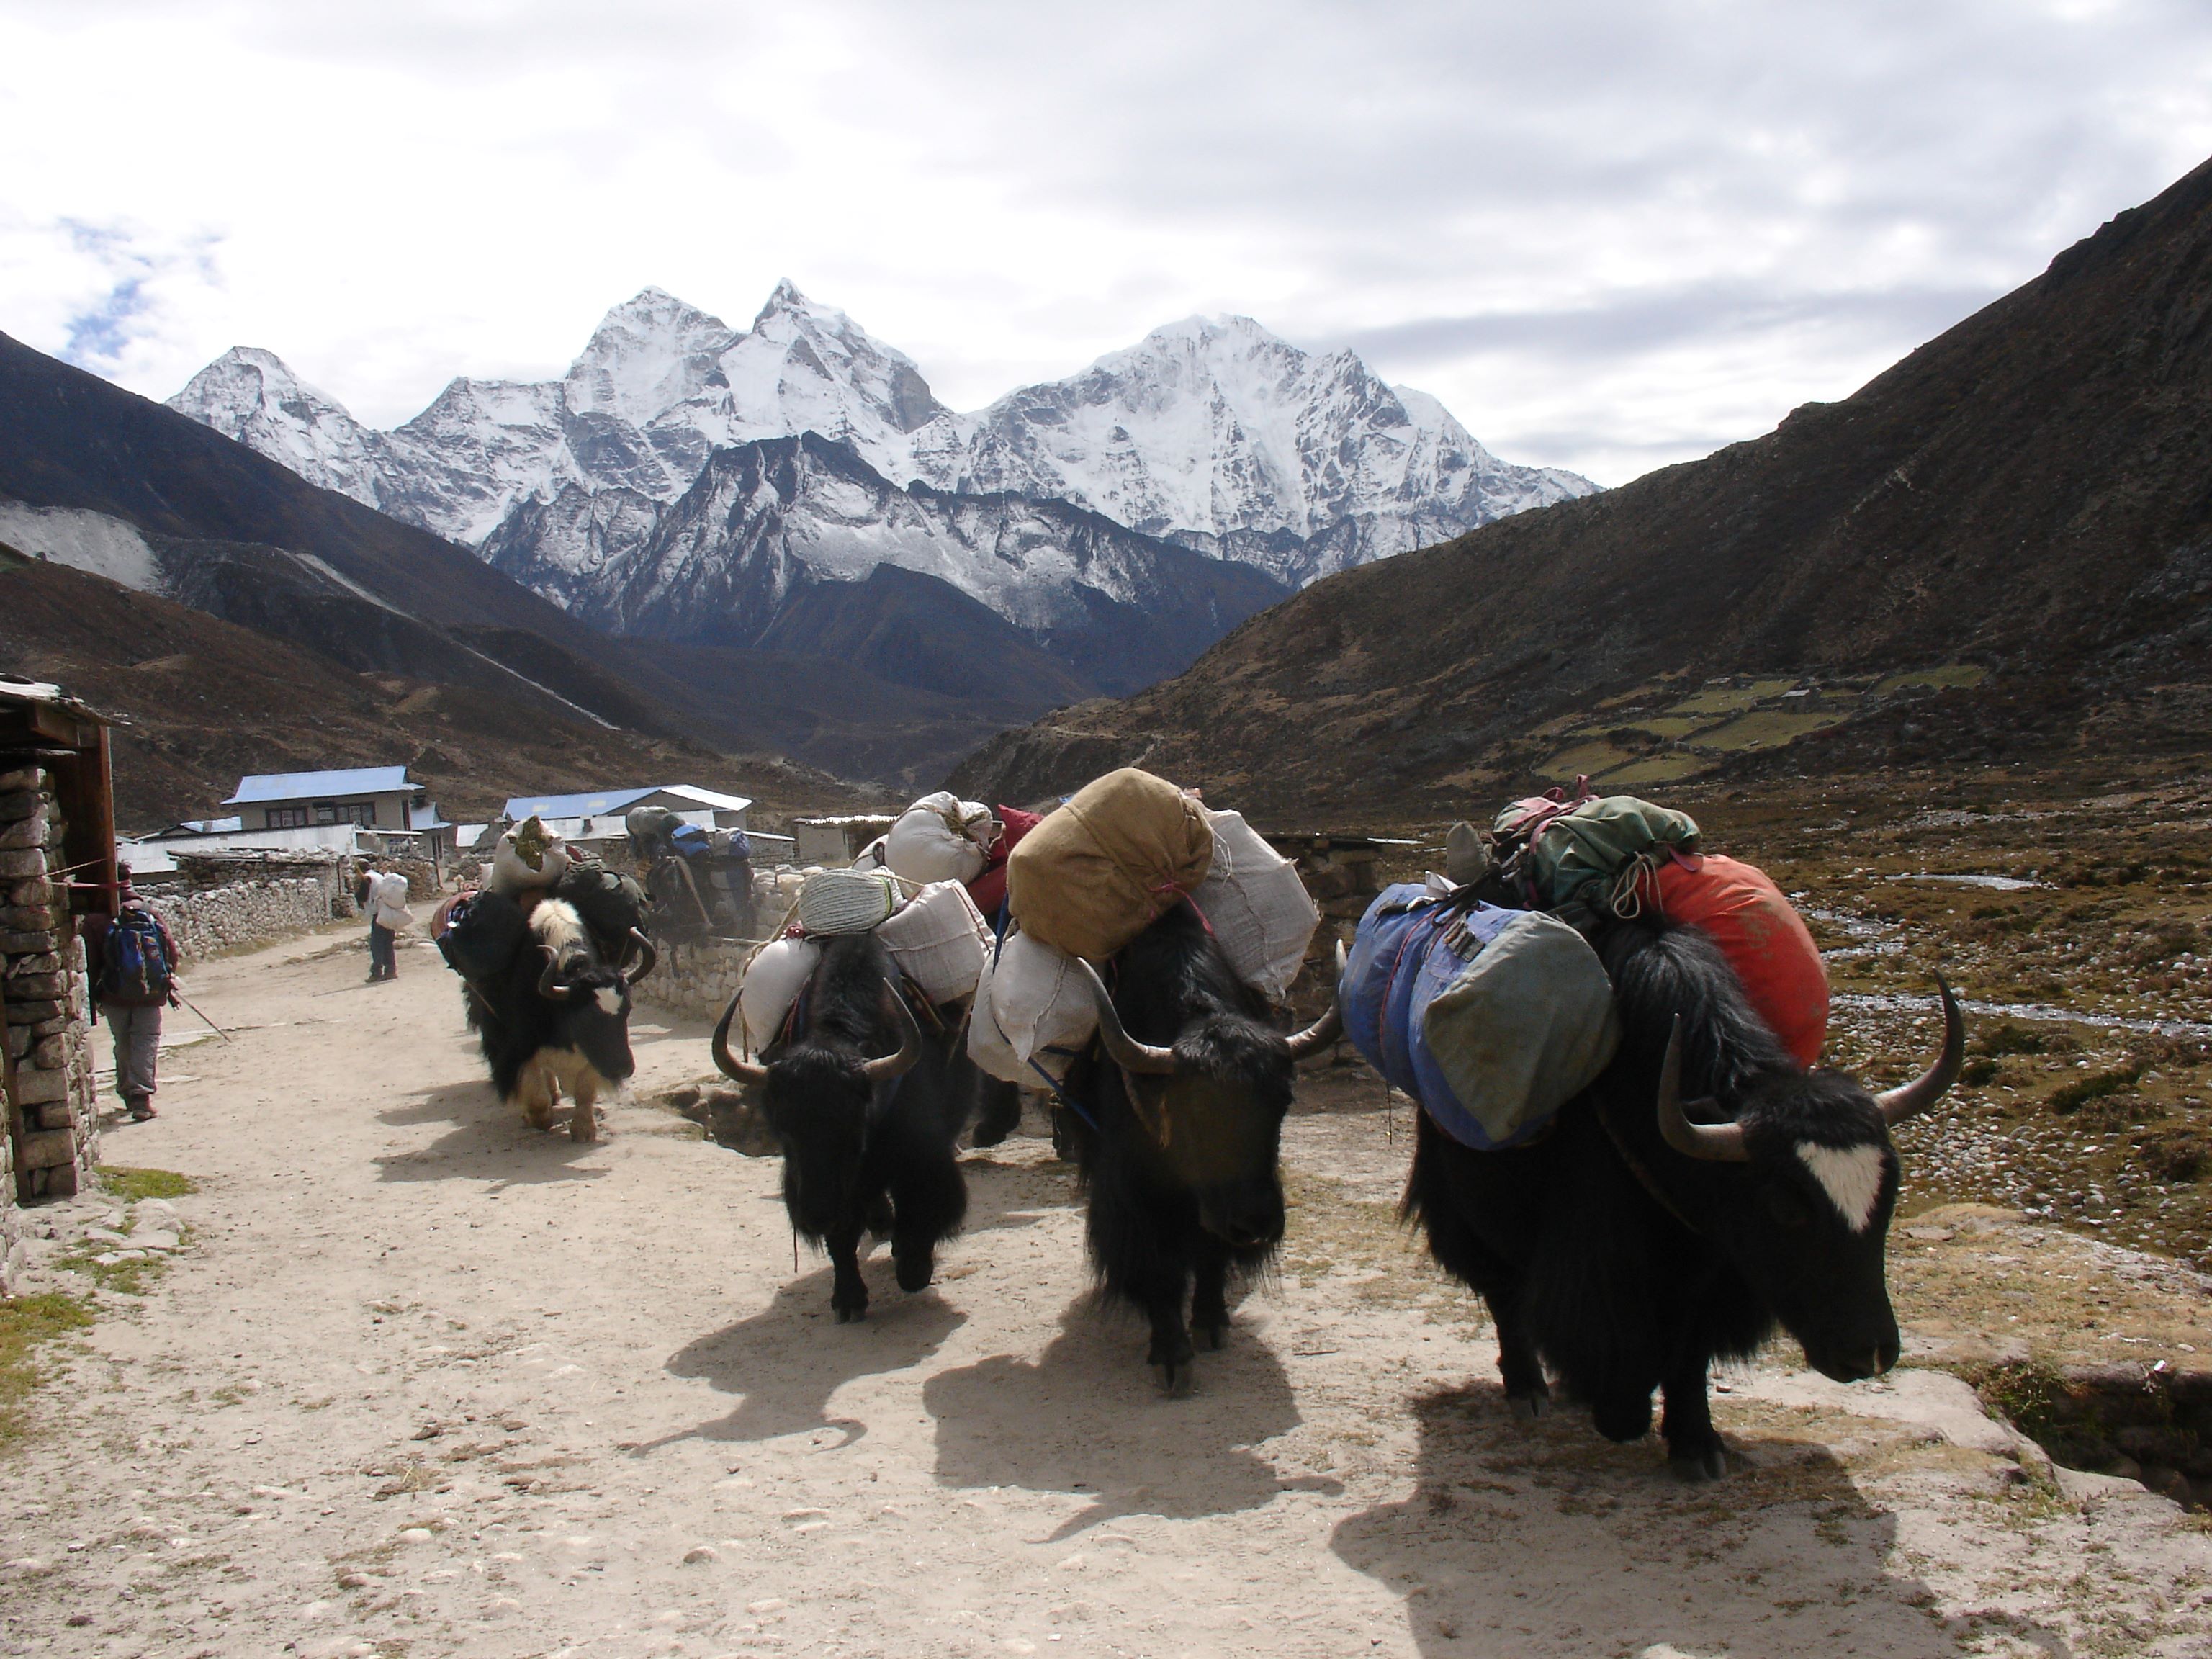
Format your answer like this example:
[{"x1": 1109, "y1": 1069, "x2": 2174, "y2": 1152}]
[
  {"x1": 1797, "y1": 1141, "x2": 1887, "y2": 1233},
  {"x1": 513, "y1": 899, "x2": 611, "y2": 1143}
]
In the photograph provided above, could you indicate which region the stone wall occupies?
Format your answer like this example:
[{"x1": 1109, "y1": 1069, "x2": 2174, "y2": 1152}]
[
  {"x1": 1, "y1": 763, "x2": 100, "y2": 1235},
  {"x1": 633, "y1": 938, "x2": 755, "y2": 1024},
  {"x1": 143, "y1": 876, "x2": 340, "y2": 963}
]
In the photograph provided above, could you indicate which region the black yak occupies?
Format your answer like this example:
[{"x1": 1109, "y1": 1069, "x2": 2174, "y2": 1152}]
[
  {"x1": 1402, "y1": 919, "x2": 1960, "y2": 1478},
  {"x1": 1061, "y1": 904, "x2": 1341, "y2": 1393},
  {"x1": 711, "y1": 932, "x2": 975, "y2": 1322},
  {"x1": 461, "y1": 894, "x2": 655, "y2": 1143}
]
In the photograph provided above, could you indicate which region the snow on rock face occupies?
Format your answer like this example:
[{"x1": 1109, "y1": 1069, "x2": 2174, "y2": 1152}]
[
  {"x1": 672, "y1": 281, "x2": 951, "y2": 482},
  {"x1": 562, "y1": 287, "x2": 739, "y2": 428},
  {"x1": 912, "y1": 314, "x2": 1599, "y2": 586},
  {"x1": 165, "y1": 284, "x2": 1597, "y2": 634},
  {"x1": 167, "y1": 348, "x2": 391, "y2": 509}
]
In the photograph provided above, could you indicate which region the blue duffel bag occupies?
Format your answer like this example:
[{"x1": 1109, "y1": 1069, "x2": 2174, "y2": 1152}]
[{"x1": 1340, "y1": 882, "x2": 1619, "y2": 1151}]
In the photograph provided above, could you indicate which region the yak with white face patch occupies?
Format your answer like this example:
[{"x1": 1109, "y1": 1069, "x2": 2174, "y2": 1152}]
[{"x1": 1797, "y1": 1141, "x2": 1888, "y2": 1233}]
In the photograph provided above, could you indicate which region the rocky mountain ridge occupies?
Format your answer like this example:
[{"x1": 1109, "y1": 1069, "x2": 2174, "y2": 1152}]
[{"x1": 168, "y1": 282, "x2": 1595, "y2": 637}]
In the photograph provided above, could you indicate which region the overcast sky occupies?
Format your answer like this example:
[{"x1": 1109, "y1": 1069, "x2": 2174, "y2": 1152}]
[{"x1": 4, "y1": 1, "x2": 2210, "y2": 486}]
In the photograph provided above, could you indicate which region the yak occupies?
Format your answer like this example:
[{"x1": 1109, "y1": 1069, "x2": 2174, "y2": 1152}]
[
  {"x1": 462, "y1": 894, "x2": 655, "y2": 1143},
  {"x1": 1401, "y1": 917, "x2": 1960, "y2": 1479},
  {"x1": 711, "y1": 932, "x2": 976, "y2": 1323},
  {"x1": 1061, "y1": 904, "x2": 1342, "y2": 1393}
]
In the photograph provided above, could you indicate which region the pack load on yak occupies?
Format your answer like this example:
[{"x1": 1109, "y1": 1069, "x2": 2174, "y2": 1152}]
[
  {"x1": 723, "y1": 859, "x2": 995, "y2": 1067},
  {"x1": 487, "y1": 815, "x2": 572, "y2": 898},
  {"x1": 1495, "y1": 784, "x2": 1829, "y2": 1067},
  {"x1": 963, "y1": 805, "x2": 1040, "y2": 920},
  {"x1": 876, "y1": 793, "x2": 998, "y2": 885},
  {"x1": 438, "y1": 818, "x2": 652, "y2": 990},
  {"x1": 1342, "y1": 785, "x2": 1830, "y2": 1152},
  {"x1": 1006, "y1": 768, "x2": 1214, "y2": 961},
  {"x1": 629, "y1": 805, "x2": 756, "y2": 944},
  {"x1": 968, "y1": 768, "x2": 1322, "y2": 1089}
]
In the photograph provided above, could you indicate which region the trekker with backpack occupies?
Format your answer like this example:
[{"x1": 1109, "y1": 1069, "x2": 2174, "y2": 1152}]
[
  {"x1": 365, "y1": 863, "x2": 413, "y2": 982},
  {"x1": 82, "y1": 866, "x2": 181, "y2": 1123}
]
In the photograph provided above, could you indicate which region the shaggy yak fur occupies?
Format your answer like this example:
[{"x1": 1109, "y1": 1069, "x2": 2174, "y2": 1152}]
[
  {"x1": 714, "y1": 932, "x2": 976, "y2": 1323},
  {"x1": 464, "y1": 894, "x2": 642, "y2": 1143},
  {"x1": 1403, "y1": 919, "x2": 1947, "y2": 1479},
  {"x1": 1058, "y1": 904, "x2": 1306, "y2": 1393}
]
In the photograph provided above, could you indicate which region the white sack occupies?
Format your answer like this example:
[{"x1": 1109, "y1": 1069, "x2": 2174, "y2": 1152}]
[
  {"x1": 884, "y1": 792, "x2": 996, "y2": 886},
  {"x1": 878, "y1": 880, "x2": 992, "y2": 1006},
  {"x1": 489, "y1": 819, "x2": 572, "y2": 896},
  {"x1": 1193, "y1": 809, "x2": 1321, "y2": 1000},
  {"x1": 795, "y1": 868, "x2": 904, "y2": 937},
  {"x1": 968, "y1": 928, "x2": 1098, "y2": 1084},
  {"x1": 734, "y1": 936, "x2": 821, "y2": 1057}
]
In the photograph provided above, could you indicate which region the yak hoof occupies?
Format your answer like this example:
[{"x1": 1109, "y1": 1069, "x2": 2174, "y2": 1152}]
[
  {"x1": 834, "y1": 1304, "x2": 866, "y2": 1325},
  {"x1": 1196, "y1": 1321, "x2": 1228, "y2": 1352},
  {"x1": 1669, "y1": 1446, "x2": 1729, "y2": 1483},
  {"x1": 1156, "y1": 1360, "x2": 1196, "y2": 1398},
  {"x1": 1509, "y1": 1392, "x2": 1547, "y2": 1423}
]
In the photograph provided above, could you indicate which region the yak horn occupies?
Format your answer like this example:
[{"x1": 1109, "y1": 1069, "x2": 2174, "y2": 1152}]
[
  {"x1": 537, "y1": 948, "x2": 579, "y2": 1002},
  {"x1": 1077, "y1": 959, "x2": 1178, "y2": 1075},
  {"x1": 1285, "y1": 940, "x2": 1347, "y2": 1060},
  {"x1": 1875, "y1": 971, "x2": 1964, "y2": 1127},
  {"x1": 620, "y1": 927, "x2": 658, "y2": 986},
  {"x1": 1655, "y1": 1016, "x2": 1750, "y2": 1162},
  {"x1": 710, "y1": 994, "x2": 768, "y2": 1086},
  {"x1": 862, "y1": 982, "x2": 925, "y2": 1083}
]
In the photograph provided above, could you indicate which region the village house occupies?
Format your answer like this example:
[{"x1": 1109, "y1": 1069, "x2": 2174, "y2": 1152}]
[{"x1": 225, "y1": 765, "x2": 438, "y2": 835}]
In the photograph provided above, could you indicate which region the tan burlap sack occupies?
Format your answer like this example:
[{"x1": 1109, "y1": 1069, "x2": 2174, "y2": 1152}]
[{"x1": 1006, "y1": 768, "x2": 1213, "y2": 961}]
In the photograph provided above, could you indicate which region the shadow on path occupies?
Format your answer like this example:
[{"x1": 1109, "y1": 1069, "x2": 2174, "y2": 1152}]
[
  {"x1": 658, "y1": 1268, "x2": 968, "y2": 1448},
  {"x1": 925, "y1": 1298, "x2": 1326, "y2": 1540},
  {"x1": 373, "y1": 1079, "x2": 609, "y2": 1188},
  {"x1": 1331, "y1": 1382, "x2": 2073, "y2": 1659}
]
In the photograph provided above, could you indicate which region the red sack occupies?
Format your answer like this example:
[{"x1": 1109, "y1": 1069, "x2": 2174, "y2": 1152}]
[
  {"x1": 1653, "y1": 853, "x2": 1828, "y2": 1068},
  {"x1": 965, "y1": 806, "x2": 1041, "y2": 922}
]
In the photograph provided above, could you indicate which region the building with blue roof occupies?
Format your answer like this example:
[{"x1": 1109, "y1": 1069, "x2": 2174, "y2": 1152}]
[
  {"x1": 223, "y1": 765, "x2": 436, "y2": 835},
  {"x1": 500, "y1": 784, "x2": 752, "y2": 828}
]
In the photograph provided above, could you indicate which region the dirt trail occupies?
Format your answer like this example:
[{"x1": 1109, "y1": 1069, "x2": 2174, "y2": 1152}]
[{"x1": 3, "y1": 921, "x2": 2211, "y2": 1658}]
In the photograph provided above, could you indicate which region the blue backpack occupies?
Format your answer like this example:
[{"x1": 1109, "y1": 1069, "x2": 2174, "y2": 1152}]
[
  {"x1": 102, "y1": 908, "x2": 173, "y2": 1004},
  {"x1": 1341, "y1": 883, "x2": 1619, "y2": 1151},
  {"x1": 1341, "y1": 885, "x2": 1524, "y2": 1146}
]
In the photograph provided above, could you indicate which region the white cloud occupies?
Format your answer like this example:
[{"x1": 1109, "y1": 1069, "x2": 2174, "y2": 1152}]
[{"x1": 4, "y1": 0, "x2": 2209, "y2": 485}]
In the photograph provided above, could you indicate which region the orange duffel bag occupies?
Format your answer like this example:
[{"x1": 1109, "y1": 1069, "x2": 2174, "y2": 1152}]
[
  {"x1": 1651, "y1": 853, "x2": 1829, "y2": 1068},
  {"x1": 1006, "y1": 768, "x2": 1213, "y2": 961}
]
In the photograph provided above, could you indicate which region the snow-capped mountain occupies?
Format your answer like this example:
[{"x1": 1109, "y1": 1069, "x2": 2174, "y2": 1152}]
[
  {"x1": 168, "y1": 282, "x2": 1596, "y2": 644},
  {"x1": 480, "y1": 432, "x2": 1289, "y2": 696},
  {"x1": 167, "y1": 346, "x2": 392, "y2": 508},
  {"x1": 908, "y1": 315, "x2": 1593, "y2": 585}
]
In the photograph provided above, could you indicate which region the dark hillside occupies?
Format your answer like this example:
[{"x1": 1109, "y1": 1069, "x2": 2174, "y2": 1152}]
[
  {"x1": 0, "y1": 549, "x2": 835, "y2": 829},
  {"x1": 956, "y1": 153, "x2": 2212, "y2": 813}
]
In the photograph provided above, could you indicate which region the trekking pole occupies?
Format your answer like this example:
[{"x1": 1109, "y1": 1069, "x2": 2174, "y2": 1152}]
[{"x1": 174, "y1": 992, "x2": 235, "y2": 1044}]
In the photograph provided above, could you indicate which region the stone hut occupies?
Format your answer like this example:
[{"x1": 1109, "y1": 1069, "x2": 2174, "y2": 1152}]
[{"x1": 0, "y1": 680, "x2": 117, "y2": 1287}]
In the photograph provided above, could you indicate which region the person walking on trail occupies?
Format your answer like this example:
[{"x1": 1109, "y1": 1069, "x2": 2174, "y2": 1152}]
[
  {"x1": 365, "y1": 864, "x2": 412, "y2": 983},
  {"x1": 82, "y1": 867, "x2": 181, "y2": 1122}
]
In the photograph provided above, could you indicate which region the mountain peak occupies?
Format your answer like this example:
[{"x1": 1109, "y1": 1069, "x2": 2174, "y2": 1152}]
[
  {"x1": 565, "y1": 288, "x2": 737, "y2": 426},
  {"x1": 165, "y1": 346, "x2": 387, "y2": 510}
]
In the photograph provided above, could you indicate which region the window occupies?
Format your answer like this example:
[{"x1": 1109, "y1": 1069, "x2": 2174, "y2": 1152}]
[
  {"x1": 313, "y1": 801, "x2": 377, "y2": 827},
  {"x1": 266, "y1": 806, "x2": 310, "y2": 830}
]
